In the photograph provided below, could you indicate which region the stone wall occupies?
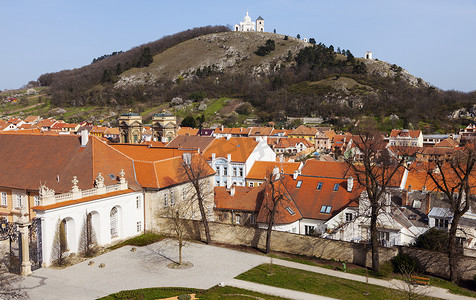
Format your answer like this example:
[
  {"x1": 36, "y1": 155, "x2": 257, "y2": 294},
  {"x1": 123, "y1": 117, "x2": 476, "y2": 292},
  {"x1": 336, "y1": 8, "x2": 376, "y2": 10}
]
[{"x1": 156, "y1": 218, "x2": 476, "y2": 280}]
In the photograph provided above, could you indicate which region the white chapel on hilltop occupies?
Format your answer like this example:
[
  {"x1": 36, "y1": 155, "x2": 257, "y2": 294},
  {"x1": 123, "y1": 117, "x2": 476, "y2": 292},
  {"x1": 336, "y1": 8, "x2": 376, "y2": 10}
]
[{"x1": 234, "y1": 12, "x2": 264, "y2": 32}]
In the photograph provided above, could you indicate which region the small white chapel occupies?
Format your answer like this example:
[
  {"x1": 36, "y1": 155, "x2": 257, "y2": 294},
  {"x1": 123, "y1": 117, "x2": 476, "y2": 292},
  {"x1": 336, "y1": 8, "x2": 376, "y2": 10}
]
[{"x1": 234, "y1": 12, "x2": 264, "y2": 32}]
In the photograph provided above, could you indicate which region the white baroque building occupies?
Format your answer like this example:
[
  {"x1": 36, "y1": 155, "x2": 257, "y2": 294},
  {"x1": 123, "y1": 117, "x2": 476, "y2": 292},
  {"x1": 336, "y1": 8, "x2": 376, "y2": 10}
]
[{"x1": 234, "y1": 12, "x2": 264, "y2": 32}]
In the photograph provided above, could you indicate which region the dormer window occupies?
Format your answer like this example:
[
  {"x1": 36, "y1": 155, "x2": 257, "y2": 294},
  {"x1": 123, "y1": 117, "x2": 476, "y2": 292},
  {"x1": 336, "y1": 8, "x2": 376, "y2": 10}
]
[
  {"x1": 285, "y1": 207, "x2": 296, "y2": 215},
  {"x1": 296, "y1": 180, "x2": 302, "y2": 188},
  {"x1": 320, "y1": 205, "x2": 332, "y2": 214},
  {"x1": 317, "y1": 182, "x2": 323, "y2": 190}
]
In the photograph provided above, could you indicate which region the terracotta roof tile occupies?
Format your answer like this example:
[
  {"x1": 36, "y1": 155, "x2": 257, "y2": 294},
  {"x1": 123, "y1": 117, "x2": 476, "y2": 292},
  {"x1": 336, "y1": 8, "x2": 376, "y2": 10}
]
[
  {"x1": 290, "y1": 125, "x2": 318, "y2": 136},
  {"x1": 177, "y1": 127, "x2": 199, "y2": 136},
  {"x1": 167, "y1": 135, "x2": 215, "y2": 152},
  {"x1": 203, "y1": 137, "x2": 258, "y2": 162},
  {"x1": 214, "y1": 186, "x2": 264, "y2": 212},
  {"x1": 390, "y1": 129, "x2": 422, "y2": 139},
  {"x1": 246, "y1": 161, "x2": 301, "y2": 180},
  {"x1": 249, "y1": 127, "x2": 274, "y2": 136},
  {"x1": 300, "y1": 159, "x2": 351, "y2": 178}
]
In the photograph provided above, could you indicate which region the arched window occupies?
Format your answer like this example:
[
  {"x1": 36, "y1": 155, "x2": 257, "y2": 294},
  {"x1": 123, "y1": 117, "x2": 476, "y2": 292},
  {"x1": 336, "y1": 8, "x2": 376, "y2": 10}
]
[{"x1": 110, "y1": 207, "x2": 118, "y2": 238}]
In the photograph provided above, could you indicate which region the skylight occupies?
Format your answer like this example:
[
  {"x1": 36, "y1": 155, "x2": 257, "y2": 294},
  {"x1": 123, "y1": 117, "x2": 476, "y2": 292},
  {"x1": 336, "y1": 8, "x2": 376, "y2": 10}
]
[
  {"x1": 317, "y1": 182, "x2": 323, "y2": 190},
  {"x1": 333, "y1": 183, "x2": 339, "y2": 191},
  {"x1": 285, "y1": 207, "x2": 296, "y2": 216},
  {"x1": 320, "y1": 205, "x2": 332, "y2": 214},
  {"x1": 296, "y1": 180, "x2": 303, "y2": 188}
]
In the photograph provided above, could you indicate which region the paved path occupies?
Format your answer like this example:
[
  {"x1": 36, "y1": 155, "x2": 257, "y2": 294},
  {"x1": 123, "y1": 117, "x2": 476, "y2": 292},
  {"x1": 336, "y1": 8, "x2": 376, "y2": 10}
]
[{"x1": 19, "y1": 240, "x2": 475, "y2": 300}]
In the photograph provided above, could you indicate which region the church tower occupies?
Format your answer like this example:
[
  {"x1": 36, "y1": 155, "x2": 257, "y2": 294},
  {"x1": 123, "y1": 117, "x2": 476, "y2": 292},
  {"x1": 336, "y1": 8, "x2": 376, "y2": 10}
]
[
  {"x1": 118, "y1": 112, "x2": 143, "y2": 144},
  {"x1": 152, "y1": 111, "x2": 178, "y2": 142},
  {"x1": 256, "y1": 16, "x2": 264, "y2": 32}
]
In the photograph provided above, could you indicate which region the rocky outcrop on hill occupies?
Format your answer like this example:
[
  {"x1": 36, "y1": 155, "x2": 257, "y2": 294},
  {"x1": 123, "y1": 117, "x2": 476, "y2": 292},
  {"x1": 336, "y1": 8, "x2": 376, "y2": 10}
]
[{"x1": 365, "y1": 59, "x2": 430, "y2": 88}]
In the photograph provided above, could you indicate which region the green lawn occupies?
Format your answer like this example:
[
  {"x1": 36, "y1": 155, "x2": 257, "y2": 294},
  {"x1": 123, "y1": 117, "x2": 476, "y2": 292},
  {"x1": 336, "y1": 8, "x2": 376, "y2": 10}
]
[
  {"x1": 98, "y1": 286, "x2": 288, "y2": 300},
  {"x1": 236, "y1": 264, "x2": 437, "y2": 300},
  {"x1": 204, "y1": 98, "x2": 228, "y2": 116},
  {"x1": 108, "y1": 233, "x2": 165, "y2": 250}
]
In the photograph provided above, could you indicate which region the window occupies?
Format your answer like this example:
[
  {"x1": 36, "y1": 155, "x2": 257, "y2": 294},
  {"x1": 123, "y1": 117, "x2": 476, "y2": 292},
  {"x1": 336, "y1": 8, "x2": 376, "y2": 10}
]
[
  {"x1": 316, "y1": 182, "x2": 323, "y2": 190},
  {"x1": 250, "y1": 215, "x2": 256, "y2": 225},
  {"x1": 235, "y1": 214, "x2": 241, "y2": 224},
  {"x1": 285, "y1": 207, "x2": 296, "y2": 215},
  {"x1": 378, "y1": 231, "x2": 390, "y2": 241},
  {"x1": 170, "y1": 190, "x2": 175, "y2": 206},
  {"x1": 164, "y1": 193, "x2": 169, "y2": 207},
  {"x1": 249, "y1": 182, "x2": 254, "y2": 187},
  {"x1": 233, "y1": 167, "x2": 238, "y2": 177},
  {"x1": 320, "y1": 205, "x2": 332, "y2": 214},
  {"x1": 435, "y1": 218, "x2": 449, "y2": 228},
  {"x1": 137, "y1": 221, "x2": 142, "y2": 232},
  {"x1": 223, "y1": 166, "x2": 227, "y2": 176},
  {"x1": 34, "y1": 196, "x2": 40, "y2": 207},
  {"x1": 345, "y1": 213, "x2": 353, "y2": 222},
  {"x1": 1, "y1": 192, "x2": 6, "y2": 206},
  {"x1": 239, "y1": 167, "x2": 244, "y2": 177},
  {"x1": 456, "y1": 237, "x2": 467, "y2": 245},
  {"x1": 296, "y1": 180, "x2": 303, "y2": 188},
  {"x1": 333, "y1": 183, "x2": 340, "y2": 191},
  {"x1": 412, "y1": 200, "x2": 421, "y2": 209},
  {"x1": 110, "y1": 207, "x2": 118, "y2": 238},
  {"x1": 305, "y1": 225, "x2": 315, "y2": 236},
  {"x1": 15, "y1": 194, "x2": 22, "y2": 208},
  {"x1": 136, "y1": 196, "x2": 141, "y2": 209}
]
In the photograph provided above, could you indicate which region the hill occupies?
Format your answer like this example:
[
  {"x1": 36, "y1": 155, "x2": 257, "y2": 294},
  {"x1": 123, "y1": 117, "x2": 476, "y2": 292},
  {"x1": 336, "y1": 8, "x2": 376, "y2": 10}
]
[{"x1": 30, "y1": 28, "x2": 476, "y2": 132}]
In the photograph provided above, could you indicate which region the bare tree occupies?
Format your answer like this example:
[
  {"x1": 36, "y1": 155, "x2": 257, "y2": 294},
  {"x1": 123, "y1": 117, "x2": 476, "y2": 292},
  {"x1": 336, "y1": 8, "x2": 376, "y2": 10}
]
[
  {"x1": 161, "y1": 198, "x2": 193, "y2": 266},
  {"x1": 79, "y1": 213, "x2": 97, "y2": 257},
  {"x1": 51, "y1": 218, "x2": 68, "y2": 266},
  {"x1": 393, "y1": 263, "x2": 429, "y2": 300},
  {"x1": 345, "y1": 120, "x2": 414, "y2": 272},
  {"x1": 260, "y1": 171, "x2": 294, "y2": 254},
  {"x1": 426, "y1": 142, "x2": 476, "y2": 282},
  {"x1": 177, "y1": 153, "x2": 214, "y2": 244}
]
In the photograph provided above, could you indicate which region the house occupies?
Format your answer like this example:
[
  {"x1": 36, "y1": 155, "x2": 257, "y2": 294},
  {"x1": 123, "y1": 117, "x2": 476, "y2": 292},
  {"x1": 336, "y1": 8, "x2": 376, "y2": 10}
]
[
  {"x1": 176, "y1": 127, "x2": 199, "y2": 136},
  {"x1": 460, "y1": 124, "x2": 476, "y2": 142},
  {"x1": 90, "y1": 126, "x2": 108, "y2": 138},
  {"x1": 288, "y1": 125, "x2": 318, "y2": 143},
  {"x1": 108, "y1": 143, "x2": 216, "y2": 231},
  {"x1": 213, "y1": 126, "x2": 251, "y2": 138},
  {"x1": 37, "y1": 119, "x2": 58, "y2": 131},
  {"x1": 61, "y1": 123, "x2": 81, "y2": 134},
  {"x1": 23, "y1": 116, "x2": 42, "y2": 124},
  {"x1": 203, "y1": 137, "x2": 276, "y2": 187},
  {"x1": 388, "y1": 129, "x2": 423, "y2": 147},
  {"x1": 315, "y1": 130, "x2": 336, "y2": 152},
  {"x1": 273, "y1": 138, "x2": 314, "y2": 155},
  {"x1": 423, "y1": 134, "x2": 451, "y2": 147},
  {"x1": 50, "y1": 122, "x2": 66, "y2": 132},
  {"x1": 7, "y1": 118, "x2": 25, "y2": 127},
  {"x1": 104, "y1": 127, "x2": 120, "y2": 141},
  {"x1": 248, "y1": 127, "x2": 275, "y2": 138},
  {"x1": 245, "y1": 161, "x2": 302, "y2": 187},
  {"x1": 214, "y1": 185, "x2": 264, "y2": 225}
]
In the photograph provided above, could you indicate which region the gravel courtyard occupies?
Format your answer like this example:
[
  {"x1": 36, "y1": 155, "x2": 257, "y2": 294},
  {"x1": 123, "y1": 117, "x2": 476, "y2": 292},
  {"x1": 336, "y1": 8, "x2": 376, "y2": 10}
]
[{"x1": 21, "y1": 239, "x2": 271, "y2": 300}]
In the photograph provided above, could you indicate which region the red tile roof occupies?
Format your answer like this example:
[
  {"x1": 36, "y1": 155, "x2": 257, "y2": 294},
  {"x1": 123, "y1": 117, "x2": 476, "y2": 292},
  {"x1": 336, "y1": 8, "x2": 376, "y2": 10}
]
[
  {"x1": 203, "y1": 137, "x2": 258, "y2": 162},
  {"x1": 290, "y1": 125, "x2": 318, "y2": 136},
  {"x1": 300, "y1": 159, "x2": 352, "y2": 178},
  {"x1": 390, "y1": 129, "x2": 421, "y2": 138},
  {"x1": 275, "y1": 138, "x2": 313, "y2": 149},
  {"x1": 214, "y1": 186, "x2": 264, "y2": 212},
  {"x1": 249, "y1": 127, "x2": 274, "y2": 136},
  {"x1": 246, "y1": 161, "x2": 301, "y2": 180},
  {"x1": 177, "y1": 127, "x2": 199, "y2": 136}
]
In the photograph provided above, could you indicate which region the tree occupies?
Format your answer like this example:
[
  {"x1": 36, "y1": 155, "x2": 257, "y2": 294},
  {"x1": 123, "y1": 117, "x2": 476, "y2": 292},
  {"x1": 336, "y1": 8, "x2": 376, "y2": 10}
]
[
  {"x1": 297, "y1": 34, "x2": 301, "y2": 39},
  {"x1": 286, "y1": 50, "x2": 293, "y2": 62},
  {"x1": 309, "y1": 38, "x2": 316, "y2": 45},
  {"x1": 337, "y1": 47, "x2": 341, "y2": 54},
  {"x1": 345, "y1": 119, "x2": 412, "y2": 272},
  {"x1": 260, "y1": 172, "x2": 293, "y2": 254},
  {"x1": 52, "y1": 219, "x2": 68, "y2": 266},
  {"x1": 181, "y1": 116, "x2": 197, "y2": 128},
  {"x1": 137, "y1": 47, "x2": 153, "y2": 68},
  {"x1": 79, "y1": 213, "x2": 97, "y2": 257},
  {"x1": 162, "y1": 196, "x2": 192, "y2": 266},
  {"x1": 425, "y1": 142, "x2": 476, "y2": 282},
  {"x1": 284, "y1": 35, "x2": 289, "y2": 40},
  {"x1": 178, "y1": 154, "x2": 214, "y2": 244},
  {"x1": 273, "y1": 29, "x2": 276, "y2": 34}
]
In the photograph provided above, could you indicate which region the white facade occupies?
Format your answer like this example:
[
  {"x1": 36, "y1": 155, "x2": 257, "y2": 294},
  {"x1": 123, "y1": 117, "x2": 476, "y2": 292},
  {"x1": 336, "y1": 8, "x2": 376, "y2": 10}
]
[
  {"x1": 234, "y1": 12, "x2": 264, "y2": 32},
  {"x1": 258, "y1": 220, "x2": 300, "y2": 234},
  {"x1": 35, "y1": 190, "x2": 144, "y2": 266}
]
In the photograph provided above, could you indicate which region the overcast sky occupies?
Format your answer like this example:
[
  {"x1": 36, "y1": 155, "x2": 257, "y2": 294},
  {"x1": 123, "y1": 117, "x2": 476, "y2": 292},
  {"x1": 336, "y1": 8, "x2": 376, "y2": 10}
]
[{"x1": 1, "y1": 0, "x2": 475, "y2": 92}]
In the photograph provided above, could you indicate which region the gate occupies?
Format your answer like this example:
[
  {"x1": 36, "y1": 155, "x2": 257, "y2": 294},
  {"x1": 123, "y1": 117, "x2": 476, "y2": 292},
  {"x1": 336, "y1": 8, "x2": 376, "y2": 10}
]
[
  {"x1": 0, "y1": 217, "x2": 42, "y2": 273},
  {"x1": 29, "y1": 218, "x2": 42, "y2": 271}
]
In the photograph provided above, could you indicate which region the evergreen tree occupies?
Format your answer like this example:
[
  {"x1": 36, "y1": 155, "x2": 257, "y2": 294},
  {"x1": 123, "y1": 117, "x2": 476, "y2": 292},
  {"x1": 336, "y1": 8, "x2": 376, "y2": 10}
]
[
  {"x1": 337, "y1": 47, "x2": 341, "y2": 53},
  {"x1": 137, "y1": 47, "x2": 153, "y2": 68},
  {"x1": 297, "y1": 34, "x2": 301, "y2": 39},
  {"x1": 273, "y1": 29, "x2": 276, "y2": 34},
  {"x1": 181, "y1": 116, "x2": 197, "y2": 128},
  {"x1": 115, "y1": 63, "x2": 123, "y2": 75},
  {"x1": 309, "y1": 38, "x2": 316, "y2": 45}
]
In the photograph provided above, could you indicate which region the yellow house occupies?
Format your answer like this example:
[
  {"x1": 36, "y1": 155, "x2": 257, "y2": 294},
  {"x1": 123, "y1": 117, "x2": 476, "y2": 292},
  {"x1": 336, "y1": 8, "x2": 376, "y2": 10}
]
[{"x1": 288, "y1": 125, "x2": 319, "y2": 143}]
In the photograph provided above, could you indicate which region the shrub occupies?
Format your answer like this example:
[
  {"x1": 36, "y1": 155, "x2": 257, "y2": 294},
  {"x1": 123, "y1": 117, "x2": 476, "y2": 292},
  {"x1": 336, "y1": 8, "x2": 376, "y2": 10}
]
[
  {"x1": 378, "y1": 260, "x2": 394, "y2": 277},
  {"x1": 412, "y1": 228, "x2": 448, "y2": 252},
  {"x1": 189, "y1": 91, "x2": 206, "y2": 102},
  {"x1": 235, "y1": 102, "x2": 252, "y2": 115},
  {"x1": 392, "y1": 253, "x2": 420, "y2": 274}
]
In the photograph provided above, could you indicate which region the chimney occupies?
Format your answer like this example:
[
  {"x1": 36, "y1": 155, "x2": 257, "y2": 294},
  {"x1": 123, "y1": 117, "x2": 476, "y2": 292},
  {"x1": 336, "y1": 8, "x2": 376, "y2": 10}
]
[
  {"x1": 221, "y1": 125, "x2": 224, "y2": 131},
  {"x1": 273, "y1": 166, "x2": 279, "y2": 175},
  {"x1": 226, "y1": 134, "x2": 231, "y2": 140},
  {"x1": 422, "y1": 185, "x2": 427, "y2": 193},
  {"x1": 212, "y1": 153, "x2": 216, "y2": 161},
  {"x1": 425, "y1": 193, "x2": 431, "y2": 215},
  {"x1": 182, "y1": 152, "x2": 191, "y2": 165},
  {"x1": 81, "y1": 130, "x2": 89, "y2": 147},
  {"x1": 347, "y1": 176, "x2": 353, "y2": 192},
  {"x1": 230, "y1": 185, "x2": 235, "y2": 196},
  {"x1": 402, "y1": 190, "x2": 408, "y2": 207},
  {"x1": 408, "y1": 185, "x2": 412, "y2": 193},
  {"x1": 293, "y1": 170, "x2": 299, "y2": 180},
  {"x1": 227, "y1": 154, "x2": 231, "y2": 162}
]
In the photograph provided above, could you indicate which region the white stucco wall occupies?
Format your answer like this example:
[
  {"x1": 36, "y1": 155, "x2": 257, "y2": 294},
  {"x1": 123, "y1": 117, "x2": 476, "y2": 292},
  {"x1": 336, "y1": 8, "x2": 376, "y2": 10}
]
[{"x1": 35, "y1": 191, "x2": 143, "y2": 266}]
